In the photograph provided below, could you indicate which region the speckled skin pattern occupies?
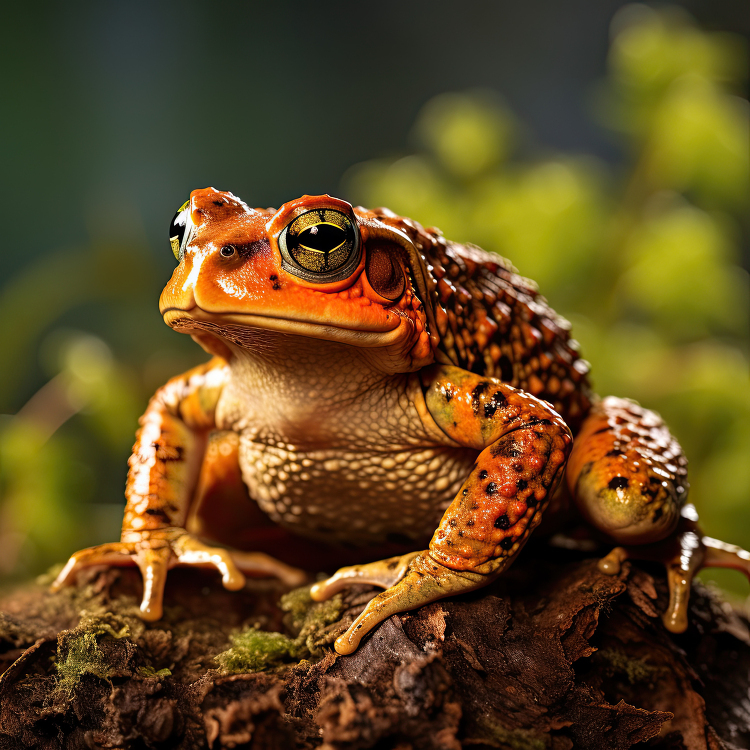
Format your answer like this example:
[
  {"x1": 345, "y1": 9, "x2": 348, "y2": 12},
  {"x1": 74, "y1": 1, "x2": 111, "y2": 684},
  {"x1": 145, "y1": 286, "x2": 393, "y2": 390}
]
[{"x1": 53, "y1": 188, "x2": 750, "y2": 652}]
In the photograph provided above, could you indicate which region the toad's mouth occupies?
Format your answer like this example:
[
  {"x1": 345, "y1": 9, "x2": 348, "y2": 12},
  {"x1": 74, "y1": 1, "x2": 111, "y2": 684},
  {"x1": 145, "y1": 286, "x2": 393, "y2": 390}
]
[{"x1": 161, "y1": 306, "x2": 409, "y2": 349}]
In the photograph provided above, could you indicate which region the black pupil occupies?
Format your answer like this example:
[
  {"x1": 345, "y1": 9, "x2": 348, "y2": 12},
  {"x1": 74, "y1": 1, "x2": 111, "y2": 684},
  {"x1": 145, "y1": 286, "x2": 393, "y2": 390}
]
[{"x1": 298, "y1": 223, "x2": 346, "y2": 253}]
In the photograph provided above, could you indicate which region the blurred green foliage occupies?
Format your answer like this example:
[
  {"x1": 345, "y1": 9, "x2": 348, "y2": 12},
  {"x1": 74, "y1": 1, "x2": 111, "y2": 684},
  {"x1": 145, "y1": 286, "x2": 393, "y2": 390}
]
[{"x1": 0, "y1": 6, "x2": 748, "y2": 597}]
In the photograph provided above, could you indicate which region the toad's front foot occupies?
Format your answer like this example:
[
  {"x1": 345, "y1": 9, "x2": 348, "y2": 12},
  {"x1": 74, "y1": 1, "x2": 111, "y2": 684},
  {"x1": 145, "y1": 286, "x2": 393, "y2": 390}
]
[
  {"x1": 311, "y1": 551, "x2": 487, "y2": 655},
  {"x1": 51, "y1": 528, "x2": 306, "y2": 621}
]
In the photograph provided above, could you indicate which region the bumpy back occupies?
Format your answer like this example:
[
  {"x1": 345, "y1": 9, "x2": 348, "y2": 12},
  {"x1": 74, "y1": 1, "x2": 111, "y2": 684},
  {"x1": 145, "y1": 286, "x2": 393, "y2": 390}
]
[{"x1": 374, "y1": 209, "x2": 593, "y2": 433}]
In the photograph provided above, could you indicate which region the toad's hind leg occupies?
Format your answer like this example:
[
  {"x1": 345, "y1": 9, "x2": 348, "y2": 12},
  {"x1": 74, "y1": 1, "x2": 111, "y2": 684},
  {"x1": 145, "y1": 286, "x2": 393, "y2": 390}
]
[
  {"x1": 567, "y1": 397, "x2": 688, "y2": 546},
  {"x1": 568, "y1": 396, "x2": 750, "y2": 632}
]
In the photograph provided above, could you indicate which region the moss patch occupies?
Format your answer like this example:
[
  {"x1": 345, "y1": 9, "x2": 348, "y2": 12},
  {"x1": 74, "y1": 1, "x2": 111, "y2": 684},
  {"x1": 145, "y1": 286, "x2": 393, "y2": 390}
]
[
  {"x1": 475, "y1": 719, "x2": 547, "y2": 750},
  {"x1": 215, "y1": 628, "x2": 303, "y2": 673},
  {"x1": 215, "y1": 585, "x2": 344, "y2": 674},
  {"x1": 596, "y1": 647, "x2": 661, "y2": 685},
  {"x1": 281, "y1": 585, "x2": 343, "y2": 656},
  {"x1": 137, "y1": 665, "x2": 172, "y2": 678},
  {"x1": 54, "y1": 613, "x2": 134, "y2": 697}
]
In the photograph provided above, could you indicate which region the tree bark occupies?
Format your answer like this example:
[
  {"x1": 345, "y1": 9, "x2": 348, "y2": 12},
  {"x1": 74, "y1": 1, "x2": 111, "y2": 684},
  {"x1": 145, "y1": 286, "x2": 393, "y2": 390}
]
[{"x1": 0, "y1": 545, "x2": 748, "y2": 749}]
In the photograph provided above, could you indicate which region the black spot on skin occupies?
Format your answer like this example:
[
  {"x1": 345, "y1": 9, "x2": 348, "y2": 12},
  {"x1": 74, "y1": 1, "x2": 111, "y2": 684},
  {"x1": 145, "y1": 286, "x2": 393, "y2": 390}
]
[
  {"x1": 486, "y1": 482, "x2": 498, "y2": 495},
  {"x1": 608, "y1": 477, "x2": 629, "y2": 490},
  {"x1": 212, "y1": 200, "x2": 224, "y2": 206},
  {"x1": 494, "y1": 514, "x2": 510, "y2": 529},
  {"x1": 466, "y1": 519, "x2": 474, "y2": 527},
  {"x1": 500, "y1": 537, "x2": 514, "y2": 550},
  {"x1": 471, "y1": 381, "x2": 490, "y2": 416},
  {"x1": 269, "y1": 274, "x2": 278, "y2": 280},
  {"x1": 652, "y1": 507, "x2": 664, "y2": 523},
  {"x1": 498, "y1": 355, "x2": 514, "y2": 382},
  {"x1": 453, "y1": 421, "x2": 457, "y2": 427},
  {"x1": 516, "y1": 479, "x2": 528, "y2": 490},
  {"x1": 462, "y1": 489, "x2": 469, "y2": 496},
  {"x1": 479, "y1": 470, "x2": 488, "y2": 480},
  {"x1": 513, "y1": 462, "x2": 524, "y2": 473},
  {"x1": 525, "y1": 418, "x2": 553, "y2": 428},
  {"x1": 606, "y1": 449, "x2": 625, "y2": 457},
  {"x1": 145, "y1": 509, "x2": 169, "y2": 521},
  {"x1": 483, "y1": 390, "x2": 507, "y2": 419},
  {"x1": 458, "y1": 530, "x2": 464, "y2": 537},
  {"x1": 449, "y1": 518, "x2": 457, "y2": 527},
  {"x1": 272, "y1": 282, "x2": 281, "y2": 290},
  {"x1": 152, "y1": 444, "x2": 185, "y2": 462}
]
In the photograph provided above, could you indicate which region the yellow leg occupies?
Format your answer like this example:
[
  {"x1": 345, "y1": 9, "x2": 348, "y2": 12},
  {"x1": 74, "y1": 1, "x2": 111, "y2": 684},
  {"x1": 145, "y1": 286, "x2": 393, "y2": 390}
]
[
  {"x1": 598, "y1": 510, "x2": 750, "y2": 634},
  {"x1": 51, "y1": 542, "x2": 138, "y2": 590},
  {"x1": 310, "y1": 551, "x2": 421, "y2": 600},
  {"x1": 313, "y1": 552, "x2": 486, "y2": 655}
]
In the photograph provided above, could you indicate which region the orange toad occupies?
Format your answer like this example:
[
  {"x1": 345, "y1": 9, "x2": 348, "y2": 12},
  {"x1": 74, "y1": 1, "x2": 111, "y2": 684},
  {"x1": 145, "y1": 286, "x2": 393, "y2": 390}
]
[{"x1": 53, "y1": 189, "x2": 750, "y2": 654}]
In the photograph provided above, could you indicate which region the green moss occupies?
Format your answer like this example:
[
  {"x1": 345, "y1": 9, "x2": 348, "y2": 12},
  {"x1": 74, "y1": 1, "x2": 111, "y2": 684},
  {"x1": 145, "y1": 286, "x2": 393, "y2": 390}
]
[
  {"x1": 138, "y1": 666, "x2": 172, "y2": 678},
  {"x1": 596, "y1": 647, "x2": 660, "y2": 685},
  {"x1": 281, "y1": 585, "x2": 343, "y2": 656},
  {"x1": 478, "y1": 721, "x2": 547, "y2": 750},
  {"x1": 215, "y1": 585, "x2": 345, "y2": 675},
  {"x1": 279, "y1": 585, "x2": 316, "y2": 628},
  {"x1": 54, "y1": 614, "x2": 132, "y2": 697},
  {"x1": 215, "y1": 627, "x2": 303, "y2": 674}
]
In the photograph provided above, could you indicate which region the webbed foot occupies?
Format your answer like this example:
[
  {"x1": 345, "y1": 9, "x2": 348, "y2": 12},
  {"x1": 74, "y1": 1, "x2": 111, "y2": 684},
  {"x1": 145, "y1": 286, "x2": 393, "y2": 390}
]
[
  {"x1": 311, "y1": 551, "x2": 486, "y2": 654},
  {"x1": 598, "y1": 505, "x2": 750, "y2": 633},
  {"x1": 51, "y1": 528, "x2": 306, "y2": 621}
]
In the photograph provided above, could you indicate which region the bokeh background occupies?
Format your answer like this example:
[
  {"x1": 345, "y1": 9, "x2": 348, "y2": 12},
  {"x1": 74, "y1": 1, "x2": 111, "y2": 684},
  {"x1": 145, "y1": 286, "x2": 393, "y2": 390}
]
[{"x1": 1, "y1": 1, "x2": 748, "y2": 595}]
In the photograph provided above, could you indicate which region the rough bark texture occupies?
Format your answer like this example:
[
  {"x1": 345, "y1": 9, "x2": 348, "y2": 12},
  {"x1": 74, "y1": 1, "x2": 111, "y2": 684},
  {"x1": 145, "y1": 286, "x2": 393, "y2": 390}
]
[{"x1": 0, "y1": 546, "x2": 748, "y2": 750}]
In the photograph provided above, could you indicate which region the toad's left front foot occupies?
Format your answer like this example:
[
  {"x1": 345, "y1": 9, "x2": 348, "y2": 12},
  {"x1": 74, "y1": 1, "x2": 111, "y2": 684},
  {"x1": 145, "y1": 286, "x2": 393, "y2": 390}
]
[
  {"x1": 311, "y1": 551, "x2": 487, "y2": 655},
  {"x1": 598, "y1": 505, "x2": 750, "y2": 633}
]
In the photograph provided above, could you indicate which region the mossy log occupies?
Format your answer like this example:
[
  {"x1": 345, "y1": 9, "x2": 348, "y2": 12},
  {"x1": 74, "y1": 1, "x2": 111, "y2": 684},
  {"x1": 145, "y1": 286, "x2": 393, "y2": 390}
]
[{"x1": 1, "y1": 545, "x2": 749, "y2": 749}]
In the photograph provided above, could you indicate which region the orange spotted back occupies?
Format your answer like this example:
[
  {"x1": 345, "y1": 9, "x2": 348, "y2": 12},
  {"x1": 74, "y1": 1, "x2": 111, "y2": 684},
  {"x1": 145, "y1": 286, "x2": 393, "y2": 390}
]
[{"x1": 371, "y1": 209, "x2": 593, "y2": 432}]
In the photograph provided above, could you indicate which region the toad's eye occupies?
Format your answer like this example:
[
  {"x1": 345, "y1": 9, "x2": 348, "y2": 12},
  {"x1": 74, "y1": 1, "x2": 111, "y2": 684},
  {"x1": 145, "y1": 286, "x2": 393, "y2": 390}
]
[
  {"x1": 278, "y1": 208, "x2": 361, "y2": 283},
  {"x1": 169, "y1": 199, "x2": 193, "y2": 261}
]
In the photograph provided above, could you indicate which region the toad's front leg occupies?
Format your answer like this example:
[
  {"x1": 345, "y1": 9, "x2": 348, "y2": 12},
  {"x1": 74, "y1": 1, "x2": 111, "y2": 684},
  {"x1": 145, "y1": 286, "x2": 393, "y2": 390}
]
[
  {"x1": 312, "y1": 365, "x2": 572, "y2": 654},
  {"x1": 52, "y1": 357, "x2": 303, "y2": 620}
]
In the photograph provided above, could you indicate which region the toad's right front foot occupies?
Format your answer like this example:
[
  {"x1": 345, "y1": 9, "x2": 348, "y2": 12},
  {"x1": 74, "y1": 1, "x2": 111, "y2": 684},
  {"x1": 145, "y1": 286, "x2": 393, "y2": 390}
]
[{"x1": 51, "y1": 528, "x2": 306, "y2": 621}]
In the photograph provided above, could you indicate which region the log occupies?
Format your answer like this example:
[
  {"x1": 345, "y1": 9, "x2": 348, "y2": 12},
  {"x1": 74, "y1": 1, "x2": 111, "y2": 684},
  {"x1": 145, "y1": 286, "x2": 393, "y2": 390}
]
[{"x1": 0, "y1": 544, "x2": 748, "y2": 749}]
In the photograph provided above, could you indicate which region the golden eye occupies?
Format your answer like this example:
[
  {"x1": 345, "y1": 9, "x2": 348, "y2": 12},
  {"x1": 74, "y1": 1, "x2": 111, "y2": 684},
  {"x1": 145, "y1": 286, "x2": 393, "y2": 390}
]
[
  {"x1": 168, "y1": 199, "x2": 192, "y2": 261},
  {"x1": 278, "y1": 209, "x2": 361, "y2": 283}
]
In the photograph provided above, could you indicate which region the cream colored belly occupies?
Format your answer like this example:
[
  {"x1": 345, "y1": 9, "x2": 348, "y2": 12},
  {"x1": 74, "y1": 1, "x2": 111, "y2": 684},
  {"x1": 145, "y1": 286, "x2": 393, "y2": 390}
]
[{"x1": 238, "y1": 435, "x2": 477, "y2": 545}]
